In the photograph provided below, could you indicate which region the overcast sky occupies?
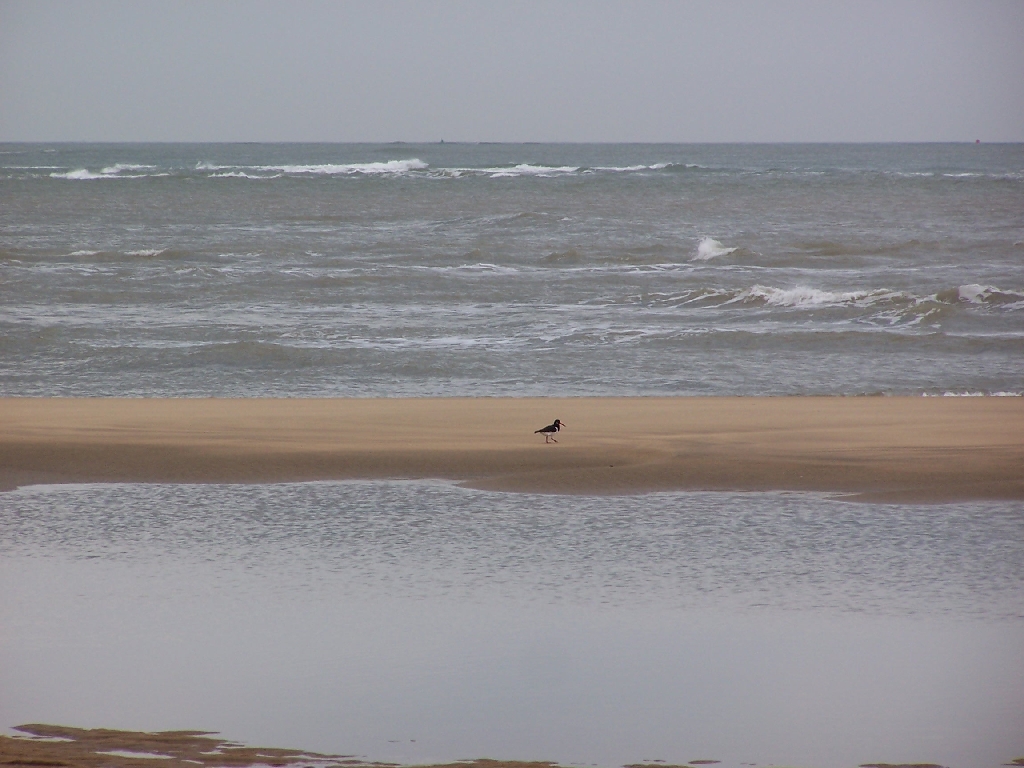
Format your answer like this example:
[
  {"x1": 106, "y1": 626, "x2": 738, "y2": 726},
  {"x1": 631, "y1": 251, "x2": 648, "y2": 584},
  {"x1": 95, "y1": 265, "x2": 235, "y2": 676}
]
[{"x1": 1, "y1": 0, "x2": 1022, "y2": 142}]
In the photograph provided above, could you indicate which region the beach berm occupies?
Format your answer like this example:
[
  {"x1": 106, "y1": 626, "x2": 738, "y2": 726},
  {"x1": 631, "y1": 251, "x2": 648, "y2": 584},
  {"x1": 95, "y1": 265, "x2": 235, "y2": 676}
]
[{"x1": 1, "y1": 397, "x2": 1021, "y2": 502}]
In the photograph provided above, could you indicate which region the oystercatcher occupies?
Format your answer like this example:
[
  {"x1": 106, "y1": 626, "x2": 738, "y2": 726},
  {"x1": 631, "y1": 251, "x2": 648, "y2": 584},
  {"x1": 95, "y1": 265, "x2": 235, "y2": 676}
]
[{"x1": 534, "y1": 419, "x2": 565, "y2": 443}]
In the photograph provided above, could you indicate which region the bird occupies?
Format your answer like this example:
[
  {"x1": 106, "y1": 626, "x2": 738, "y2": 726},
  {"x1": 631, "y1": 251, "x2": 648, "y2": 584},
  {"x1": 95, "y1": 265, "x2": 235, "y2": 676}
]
[{"x1": 534, "y1": 418, "x2": 565, "y2": 443}]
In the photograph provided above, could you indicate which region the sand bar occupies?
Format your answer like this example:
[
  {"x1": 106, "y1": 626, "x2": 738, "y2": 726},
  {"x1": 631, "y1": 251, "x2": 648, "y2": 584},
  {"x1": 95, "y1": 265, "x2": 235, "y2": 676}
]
[{"x1": 1, "y1": 397, "x2": 1022, "y2": 501}]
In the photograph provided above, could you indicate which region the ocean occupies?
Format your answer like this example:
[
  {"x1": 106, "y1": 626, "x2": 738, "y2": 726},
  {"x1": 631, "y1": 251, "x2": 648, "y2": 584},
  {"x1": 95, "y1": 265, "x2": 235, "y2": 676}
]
[
  {"x1": 1, "y1": 142, "x2": 1022, "y2": 396},
  {"x1": 2, "y1": 143, "x2": 1023, "y2": 767}
]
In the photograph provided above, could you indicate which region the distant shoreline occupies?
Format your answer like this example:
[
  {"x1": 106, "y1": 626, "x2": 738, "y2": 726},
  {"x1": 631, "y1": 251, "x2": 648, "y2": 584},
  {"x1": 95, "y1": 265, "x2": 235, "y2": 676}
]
[
  {"x1": 3, "y1": 722, "x2": 1018, "y2": 768},
  {"x1": 1, "y1": 396, "x2": 1022, "y2": 502}
]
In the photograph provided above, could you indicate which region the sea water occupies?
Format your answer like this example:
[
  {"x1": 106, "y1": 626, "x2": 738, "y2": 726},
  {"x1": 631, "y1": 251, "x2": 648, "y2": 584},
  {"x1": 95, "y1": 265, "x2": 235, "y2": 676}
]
[
  {"x1": 2, "y1": 143, "x2": 1024, "y2": 766},
  {"x1": 2, "y1": 142, "x2": 1023, "y2": 396}
]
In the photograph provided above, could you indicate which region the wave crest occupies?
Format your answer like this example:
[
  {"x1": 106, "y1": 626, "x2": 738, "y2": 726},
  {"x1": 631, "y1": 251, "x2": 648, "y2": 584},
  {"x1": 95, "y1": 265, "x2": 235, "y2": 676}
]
[
  {"x1": 51, "y1": 165, "x2": 152, "y2": 180},
  {"x1": 732, "y1": 285, "x2": 897, "y2": 308},
  {"x1": 956, "y1": 284, "x2": 1024, "y2": 305},
  {"x1": 486, "y1": 163, "x2": 579, "y2": 178},
  {"x1": 50, "y1": 169, "x2": 105, "y2": 180},
  {"x1": 259, "y1": 159, "x2": 428, "y2": 175},
  {"x1": 694, "y1": 237, "x2": 738, "y2": 261}
]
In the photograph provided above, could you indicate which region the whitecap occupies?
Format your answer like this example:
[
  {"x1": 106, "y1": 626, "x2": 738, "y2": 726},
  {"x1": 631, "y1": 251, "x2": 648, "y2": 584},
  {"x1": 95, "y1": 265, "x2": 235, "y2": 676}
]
[
  {"x1": 958, "y1": 284, "x2": 992, "y2": 303},
  {"x1": 486, "y1": 163, "x2": 579, "y2": 178},
  {"x1": 590, "y1": 163, "x2": 671, "y2": 173},
  {"x1": 100, "y1": 163, "x2": 155, "y2": 174},
  {"x1": 693, "y1": 236, "x2": 738, "y2": 261},
  {"x1": 50, "y1": 169, "x2": 104, "y2": 180},
  {"x1": 956, "y1": 284, "x2": 1024, "y2": 305},
  {"x1": 50, "y1": 167, "x2": 148, "y2": 179},
  {"x1": 211, "y1": 171, "x2": 282, "y2": 179},
  {"x1": 125, "y1": 249, "x2": 164, "y2": 257},
  {"x1": 732, "y1": 285, "x2": 892, "y2": 308},
  {"x1": 257, "y1": 159, "x2": 428, "y2": 175}
]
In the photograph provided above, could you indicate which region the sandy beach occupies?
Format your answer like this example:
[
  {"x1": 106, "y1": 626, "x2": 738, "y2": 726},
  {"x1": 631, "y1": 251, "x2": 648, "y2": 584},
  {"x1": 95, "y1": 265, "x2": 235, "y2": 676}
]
[{"x1": 1, "y1": 397, "x2": 1021, "y2": 501}]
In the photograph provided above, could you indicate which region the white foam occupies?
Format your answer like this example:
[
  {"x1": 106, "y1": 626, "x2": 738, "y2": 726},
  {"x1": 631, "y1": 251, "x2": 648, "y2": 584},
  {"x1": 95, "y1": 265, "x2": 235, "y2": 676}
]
[
  {"x1": 67, "y1": 250, "x2": 99, "y2": 257},
  {"x1": 591, "y1": 163, "x2": 671, "y2": 173},
  {"x1": 125, "y1": 249, "x2": 164, "y2": 257},
  {"x1": 50, "y1": 167, "x2": 149, "y2": 180},
  {"x1": 211, "y1": 171, "x2": 282, "y2": 179},
  {"x1": 191, "y1": 160, "x2": 681, "y2": 180},
  {"x1": 486, "y1": 163, "x2": 579, "y2": 178},
  {"x1": 101, "y1": 163, "x2": 154, "y2": 174},
  {"x1": 50, "y1": 168, "x2": 104, "y2": 180},
  {"x1": 256, "y1": 159, "x2": 428, "y2": 175},
  {"x1": 955, "y1": 284, "x2": 1024, "y2": 304},
  {"x1": 435, "y1": 163, "x2": 673, "y2": 178},
  {"x1": 958, "y1": 284, "x2": 991, "y2": 303},
  {"x1": 928, "y1": 391, "x2": 1023, "y2": 397},
  {"x1": 693, "y1": 237, "x2": 738, "y2": 261},
  {"x1": 734, "y1": 285, "x2": 887, "y2": 308}
]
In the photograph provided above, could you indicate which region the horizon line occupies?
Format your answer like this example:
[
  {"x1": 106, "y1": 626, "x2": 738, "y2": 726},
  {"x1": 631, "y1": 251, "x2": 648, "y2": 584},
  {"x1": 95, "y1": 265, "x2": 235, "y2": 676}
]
[{"x1": 0, "y1": 139, "x2": 1017, "y2": 146}]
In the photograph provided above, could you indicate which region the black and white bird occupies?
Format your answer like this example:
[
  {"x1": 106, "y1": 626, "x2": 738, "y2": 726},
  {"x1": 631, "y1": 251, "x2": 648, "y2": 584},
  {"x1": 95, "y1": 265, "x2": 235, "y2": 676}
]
[{"x1": 534, "y1": 419, "x2": 565, "y2": 443}]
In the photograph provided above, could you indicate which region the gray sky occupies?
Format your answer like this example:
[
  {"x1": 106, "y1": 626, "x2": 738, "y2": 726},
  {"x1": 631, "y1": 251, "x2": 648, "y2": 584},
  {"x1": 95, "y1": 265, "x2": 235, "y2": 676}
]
[{"x1": 1, "y1": 0, "x2": 1022, "y2": 142}]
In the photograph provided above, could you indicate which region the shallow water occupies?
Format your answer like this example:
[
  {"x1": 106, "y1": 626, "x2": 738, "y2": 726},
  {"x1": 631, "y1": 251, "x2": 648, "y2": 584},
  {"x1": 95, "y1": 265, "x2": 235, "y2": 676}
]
[{"x1": 2, "y1": 482, "x2": 1022, "y2": 768}]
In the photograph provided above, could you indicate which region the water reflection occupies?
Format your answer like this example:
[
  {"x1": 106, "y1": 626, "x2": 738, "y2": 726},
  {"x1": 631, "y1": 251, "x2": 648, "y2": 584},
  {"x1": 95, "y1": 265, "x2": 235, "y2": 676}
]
[{"x1": 1, "y1": 482, "x2": 1022, "y2": 768}]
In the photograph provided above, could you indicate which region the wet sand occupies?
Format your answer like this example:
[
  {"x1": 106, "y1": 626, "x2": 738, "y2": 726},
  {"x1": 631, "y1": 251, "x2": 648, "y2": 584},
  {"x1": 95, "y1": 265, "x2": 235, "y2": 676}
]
[{"x1": 1, "y1": 397, "x2": 1022, "y2": 501}]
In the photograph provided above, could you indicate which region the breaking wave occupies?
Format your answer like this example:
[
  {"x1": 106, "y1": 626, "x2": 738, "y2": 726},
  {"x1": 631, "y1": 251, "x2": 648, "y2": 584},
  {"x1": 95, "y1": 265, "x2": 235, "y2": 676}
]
[
  {"x1": 732, "y1": 285, "x2": 890, "y2": 307},
  {"x1": 954, "y1": 284, "x2": 1024, "y2": 305},
  {"x1": 211, "y1": 171, "x2": 282, "y2": 179},
  {"x1": 46, "y1": 159, "x2": 693, "y2": 182},
  {"x1": 259, "y1": 159, "x2": 429, "y2": 175},
  {"x1": 694, "y1": 283, "x2": 1024, "y2": 313},
  {"x1": 50, "y1": 164, "x2": 159, "y2": 180},
  {"x1": 485, "y1": 163, "x2": 579, "y2": 178},
  {"x1": 456, "y1": 162, "x2": 680, "y2": 178},
  {"x1": 50, "y1": 169, "x2": 107, "y2": 180},
  {"x1": 197, "y1": 159, "x2": 428, "y2": 176},
  {"x1": 101, "y1": 163, "x2": 155, "y2": 174},
  {"x1": 693, "y1": 237, "x2": 738, "y2": 261},
  {"x1": 190, "y1": 160, "x2": 690, "y2": 180}
]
